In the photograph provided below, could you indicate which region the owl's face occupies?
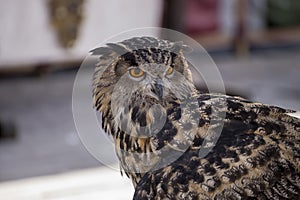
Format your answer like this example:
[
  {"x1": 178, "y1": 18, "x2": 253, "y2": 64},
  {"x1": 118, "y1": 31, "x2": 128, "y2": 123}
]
[
  {"x1": 93, "y1": 37, "x2": 197, "y2": 138},
  {"x1": 113, "y1": 49, "x2": 194, "y2": 102},
  {"x1": 123, "y1": 62, "x2": 175, "y2": 101}
]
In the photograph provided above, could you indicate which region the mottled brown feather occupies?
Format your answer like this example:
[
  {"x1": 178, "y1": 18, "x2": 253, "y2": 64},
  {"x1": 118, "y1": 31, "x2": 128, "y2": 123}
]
[{"x1": 92, "y1": 37, "x2": 300, "y2": 199}]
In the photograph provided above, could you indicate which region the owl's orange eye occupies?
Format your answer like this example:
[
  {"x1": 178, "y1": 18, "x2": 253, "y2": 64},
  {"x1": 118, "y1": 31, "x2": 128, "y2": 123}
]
[
  {"x1": 129, "y1": 68, "x2": 144, "y2": 78},
  {"x1": 166, "y1": 67, "x2": 174, "y2": 75}
]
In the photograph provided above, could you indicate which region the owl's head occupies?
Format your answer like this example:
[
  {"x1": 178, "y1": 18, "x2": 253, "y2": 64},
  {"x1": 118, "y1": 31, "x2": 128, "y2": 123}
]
[{"x1": 92, "y1": 37, "x2": 198, "y2": 138}]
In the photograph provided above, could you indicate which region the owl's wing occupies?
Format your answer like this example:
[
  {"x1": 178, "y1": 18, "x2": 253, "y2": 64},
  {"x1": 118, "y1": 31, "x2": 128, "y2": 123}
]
[{"x1": 133, "y1": 95, "x2": 300, "y2": 199}]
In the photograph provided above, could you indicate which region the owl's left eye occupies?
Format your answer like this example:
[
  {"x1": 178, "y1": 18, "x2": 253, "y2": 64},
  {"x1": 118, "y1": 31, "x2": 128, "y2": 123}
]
[
  {"x1": 129, "y1": 68, "x2": 144, "y2": 78},
  {"x1": 166, "y1": 67, "x2": 174, "y2": 75}
]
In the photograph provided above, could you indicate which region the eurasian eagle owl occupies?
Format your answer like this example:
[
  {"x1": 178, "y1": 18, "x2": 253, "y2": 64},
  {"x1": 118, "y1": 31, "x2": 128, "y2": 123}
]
[{"x1": 92, "y1": 37, "x2": 300, "y2": 199}]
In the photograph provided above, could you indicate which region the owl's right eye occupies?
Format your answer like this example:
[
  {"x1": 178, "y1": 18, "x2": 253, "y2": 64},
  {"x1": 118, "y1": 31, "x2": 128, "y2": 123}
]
[{"x1": 129, "y1": 68, "x2": 145, "y2": 78}]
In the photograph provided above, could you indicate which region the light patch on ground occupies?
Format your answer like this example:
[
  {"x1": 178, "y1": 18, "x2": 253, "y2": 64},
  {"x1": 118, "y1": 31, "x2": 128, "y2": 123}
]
[{"x1": 0, "y1": 166, "x2": 134, "y2": 200}]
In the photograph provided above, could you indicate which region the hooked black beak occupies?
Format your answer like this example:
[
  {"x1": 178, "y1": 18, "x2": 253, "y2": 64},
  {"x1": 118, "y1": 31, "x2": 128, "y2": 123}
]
[{"x1": 154, "y1": 79, "x2": 164, "y2": 100}]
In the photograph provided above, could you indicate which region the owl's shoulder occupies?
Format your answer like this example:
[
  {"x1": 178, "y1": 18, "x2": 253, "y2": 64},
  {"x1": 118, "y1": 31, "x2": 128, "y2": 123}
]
[{"x1": 133, "y1": 94, "x2": 300, "y2": 199}]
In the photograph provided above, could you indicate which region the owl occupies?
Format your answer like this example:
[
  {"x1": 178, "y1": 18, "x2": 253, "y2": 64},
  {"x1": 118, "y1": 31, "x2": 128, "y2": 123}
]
[{"x1": 92, "y1": 37, "x2": 300, "y2": 199}]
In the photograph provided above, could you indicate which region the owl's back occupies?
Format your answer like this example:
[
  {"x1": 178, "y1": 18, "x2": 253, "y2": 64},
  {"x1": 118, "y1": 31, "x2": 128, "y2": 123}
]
[{"x1": 133, "y1": 94, "x2": 300, "y2": 199}]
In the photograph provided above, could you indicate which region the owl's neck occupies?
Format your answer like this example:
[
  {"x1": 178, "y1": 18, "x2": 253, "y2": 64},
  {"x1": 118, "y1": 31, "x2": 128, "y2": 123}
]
[{"x1": 101, "y1": 91, "x2": 202, "y2": 187}]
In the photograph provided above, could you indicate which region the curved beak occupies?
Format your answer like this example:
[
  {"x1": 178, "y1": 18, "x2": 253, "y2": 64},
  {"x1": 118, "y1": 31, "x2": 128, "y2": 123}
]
[{"x1": 154, "y1": 78, "x2": 164, "y2": 100}]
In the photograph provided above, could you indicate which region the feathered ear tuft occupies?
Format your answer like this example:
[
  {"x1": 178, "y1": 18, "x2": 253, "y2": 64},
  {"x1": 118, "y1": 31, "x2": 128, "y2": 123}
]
[
  {"x1": 171, "y1": 41, "x2": 193, "y2": 54},
  {"x1": 106, "y1": 43, "x2": 129, "y2": 55},
  {"x1": 90, "y1": 47, "x2": 111, "y2": 56},
  {"x1": 90, "y1": 43, "x2": 129, "y2": 57}
]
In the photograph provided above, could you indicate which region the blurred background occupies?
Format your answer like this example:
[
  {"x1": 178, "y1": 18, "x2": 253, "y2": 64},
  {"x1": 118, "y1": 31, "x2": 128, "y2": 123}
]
[{"x1": 0, "y1": 0, "x2": 299, "y2": 199}]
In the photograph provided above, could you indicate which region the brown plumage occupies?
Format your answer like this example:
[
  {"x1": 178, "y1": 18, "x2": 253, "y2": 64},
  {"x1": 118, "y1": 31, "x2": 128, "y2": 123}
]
[{"x1": 92, "y1": 37, "x2": 300, "y2": 199}]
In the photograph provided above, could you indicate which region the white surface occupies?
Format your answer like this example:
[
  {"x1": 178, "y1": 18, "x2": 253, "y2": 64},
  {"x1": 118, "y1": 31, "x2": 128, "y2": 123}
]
[
  {"x1": 0, "y1": 166, "x2": 134, "y2": 200},
  {"x1": 0, "y1": 0, "x2": 163, "y2": 67}
]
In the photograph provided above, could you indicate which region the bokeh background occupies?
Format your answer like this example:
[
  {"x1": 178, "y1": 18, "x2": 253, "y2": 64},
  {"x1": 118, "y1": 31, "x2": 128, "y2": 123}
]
[{"x1": 0, "y1": 0, "x2": 299, "y2": 199}]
